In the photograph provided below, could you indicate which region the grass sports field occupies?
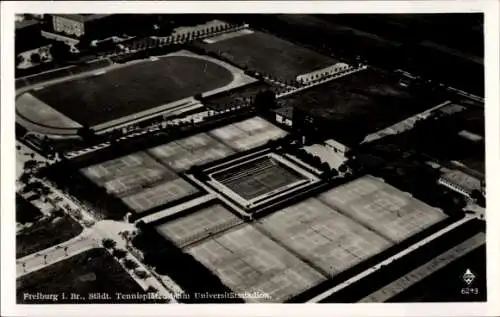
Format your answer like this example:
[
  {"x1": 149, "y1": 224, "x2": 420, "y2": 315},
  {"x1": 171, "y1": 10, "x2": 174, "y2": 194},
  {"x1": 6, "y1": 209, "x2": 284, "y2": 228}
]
[
  {"x1": 318, "y1": 175, "x2": 447, "y2": 243},
  {"x1": 212, "y1": 155, "x2": 307, "y2": 200},
  {"x1": 257, "y1": 198, "x2": 392, "y2": 278},
  {"x1": 209, "y1": 116, "x2": 287, "y2": 152},
  {"x1": 187, "y1": 224, "x2": 326, "y2": 302},
  {"x1": 17, "y1": 248, "x2": 159, "y2": 303},
  {"x1": 197, "y1": 30, "x2": 338, "y2": 82},
  {"x1": 30, "y1": 54, "x2": 234, "y2": 126},
  {"x1": 155, "y1": 204, "x2": 243, "y2": 248},
  {"x1": 81, "y1": 152, "x2": 199, "y2": 214},
  {"x1": 280, "y1": 68, "x2": 446, "y2": 144}
]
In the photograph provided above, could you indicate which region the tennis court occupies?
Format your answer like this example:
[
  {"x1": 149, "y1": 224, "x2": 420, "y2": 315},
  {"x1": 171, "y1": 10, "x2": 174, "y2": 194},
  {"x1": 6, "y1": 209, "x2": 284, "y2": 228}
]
[
  {"x1": 81, "y1": 152, "x2": 178, "y2": 196},
  {"x1": 155, "y1": 204, "x2": 243, "y2": 248},
  {"x1": 318, "y1": 175, "x2": 447, "y2": 243},
  {"x1": 209, "y1": 116, "x2": 287, "y2": 152},
  {"x1": 148, "y1": 133, "x2": 235, "y2": 172},
  {"x1": 187, "y1": 224, "x2": 326, "y2": 302},
  {"x1": 257, "y1": 198, "x2": 392, "y2": 277},
  {"x1": 212, "y1": 155, "x2": 307, "y2": 200},
  {"x1": 121, "y1": 178, "x2": 199, "y2": 213}
]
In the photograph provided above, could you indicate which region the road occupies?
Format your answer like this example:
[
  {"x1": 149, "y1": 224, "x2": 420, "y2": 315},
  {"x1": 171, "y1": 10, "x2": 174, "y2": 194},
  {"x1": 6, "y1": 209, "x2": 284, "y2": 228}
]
[
  {"x1": 16, "y1": 142, "x2": 181, "y2": 302},
  {"x1": 308, "y1": 215, "x2": 474, "y2": 302},
  {"x1": 17, "y1": 230, "x2": 97, "y2": 278}
]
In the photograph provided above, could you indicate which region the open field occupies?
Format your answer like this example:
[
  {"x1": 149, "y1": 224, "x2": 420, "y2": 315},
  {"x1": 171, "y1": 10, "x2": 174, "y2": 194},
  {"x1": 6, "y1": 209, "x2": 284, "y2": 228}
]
[
  {"x1": 318, "y1": 175, "x2": 447, "y2": 243},
  {"x1": 81, "y1": 151, "x2": 199, "y2": 214},
  {"x1": 187, "y1": 224, "x2": 326, "y2": 302},
  {"x1": 195, "y1": 30, "x2": 338, "y2": 82},
  {"x1": 280, "y1": 69, "x2": 446, "y2": 144},
  {"x1": 209, "y1": 116, "x2": 287, "y2": 151},
  {"x1": 29, "y1": 53, "x2": 234, "y2": 126},
  {"x1": 148, "y1": 133, "x2": 235, "y2": 172},
  {"x1": 155, "y1": 204, "x2": 243, "y2": 248},
  {"x1": 17, "y1": 248, "x2": 158, "y2": 303},
  {"x1": 212, "y1": 156, "x2": 307, "y2": 200},
  {"x1": 257, "y1": 198, "x2": 391, "y2": 277},
  {"x1": 16, "y1": 215, "x2": 83, "y2": 258}
]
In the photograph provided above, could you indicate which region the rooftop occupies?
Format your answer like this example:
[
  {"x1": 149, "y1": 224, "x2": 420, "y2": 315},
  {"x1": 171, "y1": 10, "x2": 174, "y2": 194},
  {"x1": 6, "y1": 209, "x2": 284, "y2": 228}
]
[
  {"x1": 273, "y1": 106, "x2": 294, "y2": 119},
  {"x1": 440, "y1": 169, "x2": 481, "y2": 193},
  {"x1": 52, "y1": 14, "x2": 112, "y2": 23}
]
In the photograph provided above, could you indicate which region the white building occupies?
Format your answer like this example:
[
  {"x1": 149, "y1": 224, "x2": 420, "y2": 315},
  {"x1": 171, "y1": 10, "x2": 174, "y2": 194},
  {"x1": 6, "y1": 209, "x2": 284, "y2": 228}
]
[
  {"x1": 325, "y1": 139, "x2": 350, "y2": 156},
  {"x1": 274, "y1": 106, "x2": 293, "y2": 127},
  {"x1": 296, "y1": 62, "x2": 350, "y2": 85},
  {"x1": 438, "y1": 169, "x2": 482, "y2": 198}
]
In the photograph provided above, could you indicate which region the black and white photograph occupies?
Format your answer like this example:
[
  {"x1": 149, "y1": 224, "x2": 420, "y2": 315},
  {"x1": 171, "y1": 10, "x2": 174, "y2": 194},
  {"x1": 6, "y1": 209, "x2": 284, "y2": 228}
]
[{"x1": 1, "y1": 1, "x2": 499, "y2": 317}]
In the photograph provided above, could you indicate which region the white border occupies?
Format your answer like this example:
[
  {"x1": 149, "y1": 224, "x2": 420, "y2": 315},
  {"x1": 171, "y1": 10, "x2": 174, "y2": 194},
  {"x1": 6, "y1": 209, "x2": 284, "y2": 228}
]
[{"x1": 2, "y1": 1, "x2": 499, "y2": 317}]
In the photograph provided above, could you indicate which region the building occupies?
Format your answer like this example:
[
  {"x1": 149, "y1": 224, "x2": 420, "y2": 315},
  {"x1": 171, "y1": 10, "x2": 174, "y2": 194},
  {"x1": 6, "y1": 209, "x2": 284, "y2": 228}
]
[
  {"x1": 15, "y1": 19, "x2": 53, "y2": 68},
  {"x1": 42, "y1": 14, "x2": 131, "y2": 47},
  {"x1": 325, "y1": 139, "x2": 350, "y2": 156},
  {"x1": 274, "y1": 106, "x2": 293, "y2": 127},
  {"x1": 296, "y1": 62, "x2": 350, "y2": 85},
  {"x1": 438, "y1": 169, "x2": 482, "y2": 199}
]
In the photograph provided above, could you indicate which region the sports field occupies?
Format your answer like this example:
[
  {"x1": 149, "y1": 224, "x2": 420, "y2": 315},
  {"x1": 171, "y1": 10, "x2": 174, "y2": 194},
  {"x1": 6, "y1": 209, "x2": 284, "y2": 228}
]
[
  {"x1": 155, "y1": 204, "x2": 243, "y2": 248},
  {"x1": 30, "y1": 53, "x2": 234, "y2": 126},
  {"x1": 212, "y1": 156, "x2": 307, "y2": 200},
  {"x1": 318, "y1": 175, "x2": 447, "y2": 243},
  {"x1": 257, "y1": 198, "x2": 392, "y2": 277},
  {"x1": 81, "y1": 151, "x2": 199, "y2": 213},
  {"x1": 280, "y1": 69, "x2": 446, "y2": 144},
  {"x1": 187, "y1": 224, "x2": 326, "y2": 302},
  {"x1": 196, "y1": 30, "x2": 338, "y2": 82},
  {"x1": 209, "y1": 116, "x2": 287, "y2": 151},
  {"x1": 148, "y1": 133, "x2": 235, "y2": 172}
]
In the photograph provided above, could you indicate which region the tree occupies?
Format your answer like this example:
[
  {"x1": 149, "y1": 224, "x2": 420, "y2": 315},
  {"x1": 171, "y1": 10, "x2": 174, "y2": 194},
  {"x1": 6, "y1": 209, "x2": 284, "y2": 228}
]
[
  {"x1": 16, "y1": 54, "x2": 24, "y2": 67},
  {"x1": 113, "y1": 248, "x2": 127, "y2": 260},
  {"x1": 471, "y1": 189, "x2": 486, "y2": 208},
  {"x1": 253, "y1": 90, "x2": 277, "y2": 111},
  {"x1": 146, "y1": 286, "x2": 158, "y2": 293},
  {"x1": 102, "y1": 238, "x2": 117, "y2": 250},
  {"x1": 134, "y1": 269, "x2": 149, "y2": 279},
  {"x1": 123, "y1": 258, "x2": 139, "y2": 270},
  {"x1": 30, "y1": 52, "x2": 41, "y2": 64},
  {"x1": 50, "y1": 41, "x2": 72, "y2": 61},
  {"x1": 338, "y1": 164, "x2": 348, "y2": 173}
]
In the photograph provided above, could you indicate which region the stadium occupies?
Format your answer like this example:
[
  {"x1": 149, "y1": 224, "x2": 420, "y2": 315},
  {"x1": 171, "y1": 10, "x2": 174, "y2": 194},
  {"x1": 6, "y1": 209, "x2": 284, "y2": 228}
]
[
  {"x1": 201, "y1": 152, "x2": 320, "y2": 210},
  {"x1": 16, "y1": 50, "x2": 256, "y2": 135}
]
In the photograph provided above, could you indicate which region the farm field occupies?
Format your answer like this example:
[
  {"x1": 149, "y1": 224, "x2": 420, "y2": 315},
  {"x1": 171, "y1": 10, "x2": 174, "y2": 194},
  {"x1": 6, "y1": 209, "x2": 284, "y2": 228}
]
[
  {"x1": 155, "y1": 204, "x2": 243, "y2": 248},
  {"x1": 280, "y1": 68, "x2": 446, "y2": 145},
  {"x1": 257, "y1": 198, "x2": 392, "y2": 277},
  {"x1": 17, "y1": 248, "x2": 160, "y2": 303},
  {"x1": 209, "y1": 116, "x2": 287, "y2": 152},
  {"x1": 318, "y1": 175, "x2": 447, "y2": 243},
  {"x1": 196, "y1": 30, "x2": 339, "y2": 82},
  {"x1": 28, "y1": 53, "x2": 235, "y2": 126},
  {"x1": 187, "y1": 224, "x2": 326, "y2": 302}
]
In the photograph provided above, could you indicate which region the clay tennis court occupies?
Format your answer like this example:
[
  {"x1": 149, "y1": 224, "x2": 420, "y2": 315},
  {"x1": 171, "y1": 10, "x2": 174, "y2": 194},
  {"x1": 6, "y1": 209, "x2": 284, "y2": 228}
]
[
  {"x1": 209, "y1": 116, "x2": 287, "y2": 152},
  {"x1": 148, "y1": 133, "x2": 235, "y2": 172},
  {"x1": 155, "y1": 204, "x2": 243, "y2": 248},
  {"x1": 187, "y1": 224, "x2": 326, "y2": 302},
  {"x1": 211, "y1": 155, "x2": 307, "y2": 200},
  {"x1": 81, "y1": 151, "x2": 199, "y2": 213},
  {"x1": 257, "y1": 198, "x2": 392, "y2": 277},
  {"x1": 318, "y1": 175, "x2": 447, "y2": 243}
]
